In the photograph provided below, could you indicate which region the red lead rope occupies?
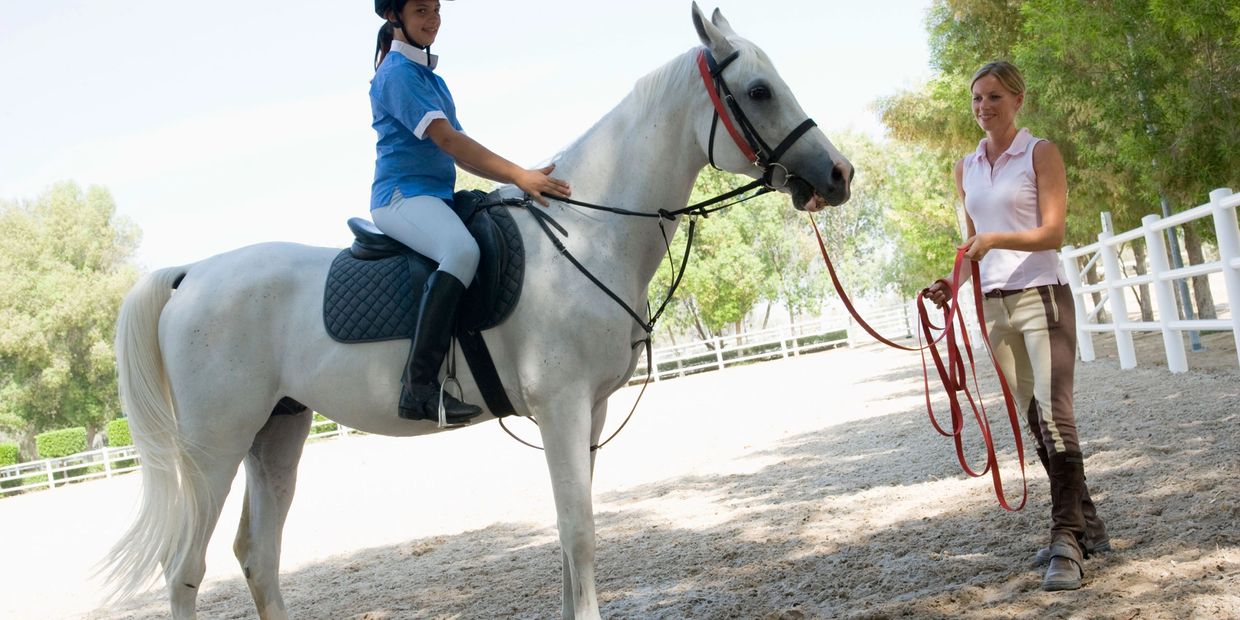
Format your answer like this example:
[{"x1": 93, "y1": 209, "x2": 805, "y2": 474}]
[{"x1": 809, "y1": 216, "x2": 1027, "y2": 511}]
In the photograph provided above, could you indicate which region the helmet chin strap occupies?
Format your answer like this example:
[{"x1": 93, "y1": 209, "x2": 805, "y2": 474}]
[{"x1": 396, "y1": 20, "x2": 431, "y2": 53}]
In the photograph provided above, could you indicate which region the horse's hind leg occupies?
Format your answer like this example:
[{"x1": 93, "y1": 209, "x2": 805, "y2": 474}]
[
  {"x1": 166, "y1": 442, "x2": 252, "y2": 619},
  {"x1": 234, "y1": 408, "x2": 313, "y2": 620}
]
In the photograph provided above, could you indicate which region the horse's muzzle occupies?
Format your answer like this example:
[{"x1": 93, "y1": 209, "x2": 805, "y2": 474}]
[{"x1": 787, "y1": 157, "x2": 852, "y2": 211}]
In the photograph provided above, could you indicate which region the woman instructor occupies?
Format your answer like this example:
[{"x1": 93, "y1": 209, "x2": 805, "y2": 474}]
[{"x1": 926, "y1": 61, "x2": 1110, "y2": 592}]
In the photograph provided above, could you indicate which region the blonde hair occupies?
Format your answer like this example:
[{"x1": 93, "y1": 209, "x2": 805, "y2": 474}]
[{"x1": 970, "y1": 61, "x2": 1025, "y2": 96}]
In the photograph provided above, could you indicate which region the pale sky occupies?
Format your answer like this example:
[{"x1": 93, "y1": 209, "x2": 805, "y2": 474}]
[{"x1": 0, "y1": 0, "x2": 933, "y2": 269}]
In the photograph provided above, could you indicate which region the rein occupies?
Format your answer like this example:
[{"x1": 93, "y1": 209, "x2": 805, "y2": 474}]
[
  {"x1": 808, "y1": 217, "x2": 1028, "y2": 511},
  {"x1": 493, "y1": 181, "x2": 775, "y2": 453},
  {"x1": 496, "y1": 46, "x2": 819, "y2": 452}
]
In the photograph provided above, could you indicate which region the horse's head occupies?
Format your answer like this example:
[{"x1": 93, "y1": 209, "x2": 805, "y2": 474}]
[{"x1": 691, "y1": 3, "x2": 853, "y2": 210}]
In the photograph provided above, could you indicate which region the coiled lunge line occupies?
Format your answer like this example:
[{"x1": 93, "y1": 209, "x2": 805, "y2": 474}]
[{"x1": 809, "y1": 215, "x2": 1028, "y2": 511}]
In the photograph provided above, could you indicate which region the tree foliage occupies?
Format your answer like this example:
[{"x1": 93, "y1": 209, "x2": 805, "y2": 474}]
[
  {"x1": 454, "y1": 167, "x2": 493, "y2": 193},
  {"x1": 650, "y1": 168, "x2": 775, "y2": 339},
  {"x1": 0, "y1": 183, "x2": 140, "y2": 441},
  {"x1": 878, "y1": 0, "x2": 1240, "y2": 251},
  {"x1": 649, "y1": 133, "x2": 906, "y2": 339}
]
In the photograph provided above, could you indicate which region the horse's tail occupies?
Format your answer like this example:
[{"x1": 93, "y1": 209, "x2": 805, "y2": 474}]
[{"x1": 101, "y1": 265, "x2": 198, "y2": 601}]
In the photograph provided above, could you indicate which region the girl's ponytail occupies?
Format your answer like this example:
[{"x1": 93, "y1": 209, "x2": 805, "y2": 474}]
[{"x1": 374, "y1": 21, "x2": 395, "y2": 70}]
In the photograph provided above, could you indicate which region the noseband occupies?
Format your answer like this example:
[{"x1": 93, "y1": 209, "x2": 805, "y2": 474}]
[{"x1": 697, "y1": 48, "x2": 818, "y2": 189}]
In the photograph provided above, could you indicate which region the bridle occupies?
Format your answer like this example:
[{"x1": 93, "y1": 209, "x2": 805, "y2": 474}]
[
  {"x1": 495, "y1": 46, "x2": 824, "y2": 451},
  {"x1": 697, "y1": 48, "x2": 819, "y2": 189}
]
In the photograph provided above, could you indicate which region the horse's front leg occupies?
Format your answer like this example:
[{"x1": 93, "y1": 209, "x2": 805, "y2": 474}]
[
  {"x1": 538, "y1": 394, "x2": 603, "y2": 620},
  {"x1": 554, "y1": 398, "x2": 609, "y2": 620}
]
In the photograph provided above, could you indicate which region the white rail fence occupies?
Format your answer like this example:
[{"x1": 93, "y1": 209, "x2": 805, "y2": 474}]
[
  {"x1": 1, "y1": 306, "x2": 915, "y2": 497},
  {"x1": 631, "y1": 306, "x2": 912, "y2": 384},
  {"x1": 1060, "y1": 187, "x2": 1240, "y2": 373},
  {"x1": 14, "y1": 186, "x2": 1228, "y2": 496},
  {"x1": 0, "y1": 417, "x2": 350, "y2": 498}
]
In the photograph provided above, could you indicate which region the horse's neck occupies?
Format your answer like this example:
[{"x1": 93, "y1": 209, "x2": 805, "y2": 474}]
[{"x1": 548, "y1": 53, "x2": 707, "y2": 290}]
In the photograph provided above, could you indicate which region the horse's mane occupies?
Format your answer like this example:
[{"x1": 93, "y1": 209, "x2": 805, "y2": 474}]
[
  {"x1": 545, "y1": 48, "x2": 701, "y2": 166},
  {"x1": 629, "y1": 47, "x2": 700, "y2": 115}
]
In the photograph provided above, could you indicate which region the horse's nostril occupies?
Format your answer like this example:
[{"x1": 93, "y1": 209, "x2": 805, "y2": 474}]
[{"x1": 831, "y1": 162, "x2": 853, "y2": 186}]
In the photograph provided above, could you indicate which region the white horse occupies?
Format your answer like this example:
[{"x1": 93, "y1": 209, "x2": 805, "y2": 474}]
[{"x1": 107, "y1": 5, "x2": 852, "y2": 619}]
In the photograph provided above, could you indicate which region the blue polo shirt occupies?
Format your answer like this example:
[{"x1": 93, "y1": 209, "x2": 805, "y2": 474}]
[{"x1": 370, "y1": 41, "x2": 463, "y2": 210}]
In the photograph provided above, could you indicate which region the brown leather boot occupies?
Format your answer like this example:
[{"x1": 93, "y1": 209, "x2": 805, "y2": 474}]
[
  {"x1": 1032, "y1": 447, "x2": 1109, "y2": 566},
  {"x1": 1043, "y1": 533, "x2": 1084, "y2": 591},
  {"x1": 1042, "y1": 451, "x2": 1087, "y2": 591}
]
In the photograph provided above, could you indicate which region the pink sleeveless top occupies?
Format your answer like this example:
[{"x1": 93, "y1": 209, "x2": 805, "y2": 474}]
[{"x1": 962, "y1": 128, "x2": 1066, "y2": 293}]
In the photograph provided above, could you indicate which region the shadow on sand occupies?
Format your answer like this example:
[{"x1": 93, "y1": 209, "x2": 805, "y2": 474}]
[{"x1": 90, "y1": 359, "x2": 1239, "y2": 620}]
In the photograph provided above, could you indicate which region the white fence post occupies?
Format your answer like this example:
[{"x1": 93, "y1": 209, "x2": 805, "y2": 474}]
[
  {"x1": 1060, "y1": 245, "x2": 1096, "y2": 362},
  {"x1": 103, "y1": 447, "x2": 114, "y2": 478},
  {"x1": 1142, "y1": 214, "x2": 1188, "y2": 372},
  {"x1": 1098, "y1": 227, "x2": 1137, "y2": 369},
  {"x1": 44, "y1": 460, "x2": 55, "y2": 490},
  {"x1": 1208, "y1": 187, "x2": 1240, "y2": 370}
]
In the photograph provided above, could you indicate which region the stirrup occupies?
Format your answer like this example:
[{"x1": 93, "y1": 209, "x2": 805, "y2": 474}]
[{"x1": 437, "y1": 377, "x2": 470, "y2": 429}]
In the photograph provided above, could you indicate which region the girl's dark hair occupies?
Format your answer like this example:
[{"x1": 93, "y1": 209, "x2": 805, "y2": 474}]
[{"x1": 375, "y1": 21, "x2": 395, "y2": 70}]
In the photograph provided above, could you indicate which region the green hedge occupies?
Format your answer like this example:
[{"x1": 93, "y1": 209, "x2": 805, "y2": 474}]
[
  {"x1": 0, "y1": 443, "x2": 20, "y2": 491},
  {"x1": 106, "y1": 418, "x2": 132, "y2": 447},
  {"x1": 0, "y1": 443, "x2": 18, "y2": 468},
  {"x1": 105, "y1": 418, "x2": 138, "y2": 469},
  {"x1": 36, "y1": 428, "x2": 88, "y2": 458},
  {"x1": 311, "y1": 413, "x2": 338, "y2": 435},
  {"x1": 35, "y1": 427, "x2": 92, "y2": 481}
]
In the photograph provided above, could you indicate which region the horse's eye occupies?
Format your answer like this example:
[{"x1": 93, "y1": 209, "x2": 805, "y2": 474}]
[{"x1": 748, "y1": 85, "x2": 772, "y2": 101}]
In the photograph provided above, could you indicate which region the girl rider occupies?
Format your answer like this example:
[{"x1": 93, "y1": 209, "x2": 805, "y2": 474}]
[{"x1": 370, "y1": 0, "x2": 571, "y2": 424}]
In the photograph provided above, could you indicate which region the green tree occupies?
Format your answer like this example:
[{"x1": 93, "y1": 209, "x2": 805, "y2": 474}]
[
  {"x1": 454, "y1": 167, "x2": 493, "y2": 193},
  {"x1": 649, "y1": 138, "x2": 895, "y2": 341},
  {"x1": 0, "y1": 183, "x2": 140, "y2": 452},
  {"x1": 1018, "y1": 0, "x2": 1239, "y2": 316},
  {"x1": 878, "y1": 0, "x2": 1240, "y2": 320},
  {"x1": 873, "y1": 143, "x2": 962, "y2": 298},
  {"x1": 650, "y1": 168, "x2": 787, "y2": 340}
]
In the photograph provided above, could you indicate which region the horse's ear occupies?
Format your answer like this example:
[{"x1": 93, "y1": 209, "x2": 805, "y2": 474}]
[
  {"x1": 711, "y1": 8, "x2": 737, "y2": 36},
  {"x1": 692, "y1": 2, "x2": 733, "y2": 55}
]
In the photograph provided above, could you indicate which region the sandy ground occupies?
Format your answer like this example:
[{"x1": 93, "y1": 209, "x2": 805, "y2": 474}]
[{"x1": 2, "y1": 332, "x2": 1237, "y2": 620}]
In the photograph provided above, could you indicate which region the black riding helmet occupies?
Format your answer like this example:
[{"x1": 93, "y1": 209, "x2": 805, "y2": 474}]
[{"x1": 374, "y1": 0, "x2": 454, "y2": 19}]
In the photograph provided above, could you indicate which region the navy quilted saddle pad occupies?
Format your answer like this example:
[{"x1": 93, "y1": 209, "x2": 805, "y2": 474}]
[{"x1": 323, "y1": 190, "x2": 524, "y2": 343}]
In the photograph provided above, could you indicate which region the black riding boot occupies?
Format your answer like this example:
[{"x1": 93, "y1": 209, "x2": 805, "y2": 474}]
[
  {"x1": 1043, "y1": 451, "x2": 1087, "y2": 591},
  {"x1": 397, "y1": 271, "x2": 483, "y2": 424}
]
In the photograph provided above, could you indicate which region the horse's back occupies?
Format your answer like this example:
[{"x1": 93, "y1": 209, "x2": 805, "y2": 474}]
[
  {"x1": 156, "y1": 243, "x2": 341, "y2": 412},
  {"x1": 178, "y1": 241, "x2": 337, "y2": 295}
]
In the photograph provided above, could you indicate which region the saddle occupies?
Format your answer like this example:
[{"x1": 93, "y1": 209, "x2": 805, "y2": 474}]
[{"x1": 321, "y1": 189, "x2": 524, "y2": 416}]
